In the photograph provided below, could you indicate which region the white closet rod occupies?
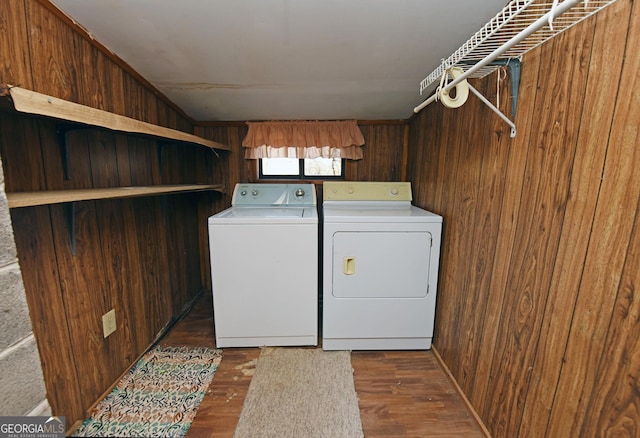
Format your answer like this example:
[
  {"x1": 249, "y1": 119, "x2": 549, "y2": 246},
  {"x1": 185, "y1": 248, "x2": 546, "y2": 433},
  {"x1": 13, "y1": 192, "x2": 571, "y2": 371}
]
[{"x1": 413, "y1": 0, "x2": 581, "y2": 114}]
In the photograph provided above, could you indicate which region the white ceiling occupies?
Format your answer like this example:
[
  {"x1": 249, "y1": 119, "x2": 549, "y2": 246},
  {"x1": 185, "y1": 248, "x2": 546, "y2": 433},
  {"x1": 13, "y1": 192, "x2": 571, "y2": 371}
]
[{"x1": 51, "y1": 0, "x2": 508, "y2": 122}]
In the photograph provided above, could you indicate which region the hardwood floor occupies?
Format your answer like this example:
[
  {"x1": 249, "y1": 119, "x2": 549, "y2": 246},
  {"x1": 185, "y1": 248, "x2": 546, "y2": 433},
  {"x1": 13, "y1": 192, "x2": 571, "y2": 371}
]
[{"x1": 160, "y1": 294, "x2": 487, "y2": 437}]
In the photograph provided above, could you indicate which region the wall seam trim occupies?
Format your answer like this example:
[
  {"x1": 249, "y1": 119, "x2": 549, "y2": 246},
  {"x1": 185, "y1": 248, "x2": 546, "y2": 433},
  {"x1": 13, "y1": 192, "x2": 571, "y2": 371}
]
[
  {"x1": 0, "y1": 261, "x2": 21, "y2": 273},
  {"x1": 432, "y1": 346, "x2": 493, "y2": 437},
  {"x1": 26, "y1": 399, "x2": 51, "y2": 417},
  {"x1": 0, "y1": 333, "x2": 35, "y2": 360}
]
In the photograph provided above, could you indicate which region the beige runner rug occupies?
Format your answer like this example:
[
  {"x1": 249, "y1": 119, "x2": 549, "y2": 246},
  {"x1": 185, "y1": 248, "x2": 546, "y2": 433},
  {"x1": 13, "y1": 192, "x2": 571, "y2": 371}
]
[{"x1": 233, "y1": 347, "x2": 364, "y2": 438}]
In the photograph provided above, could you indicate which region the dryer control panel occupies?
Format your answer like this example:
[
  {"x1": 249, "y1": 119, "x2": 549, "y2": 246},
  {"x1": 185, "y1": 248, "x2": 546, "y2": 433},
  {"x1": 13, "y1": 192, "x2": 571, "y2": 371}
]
[{"x1": 323, "y1": 181, "x2": 412, "y2": 201}]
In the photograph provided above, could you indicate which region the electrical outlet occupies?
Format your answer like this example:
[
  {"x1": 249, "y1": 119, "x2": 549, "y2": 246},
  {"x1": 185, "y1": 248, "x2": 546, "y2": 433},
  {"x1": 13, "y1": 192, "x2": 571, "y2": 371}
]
[{"x1": 102, "y1": 309, "x2": 117, "y2": 338}]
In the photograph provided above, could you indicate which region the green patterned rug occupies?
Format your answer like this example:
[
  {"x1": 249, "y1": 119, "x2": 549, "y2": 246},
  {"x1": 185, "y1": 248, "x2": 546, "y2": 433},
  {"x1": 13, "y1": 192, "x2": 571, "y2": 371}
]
[{"x1": 73, "y1": 346, "x2": 222, "y2": 437}]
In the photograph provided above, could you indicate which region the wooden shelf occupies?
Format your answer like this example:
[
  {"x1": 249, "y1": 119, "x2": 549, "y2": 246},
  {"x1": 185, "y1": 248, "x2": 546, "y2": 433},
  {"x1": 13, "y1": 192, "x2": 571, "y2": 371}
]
[
  {"x1": 7, "y1": 184, "x2": 224, "y2": 208},
  {"x1": 1, "y1": 85, "x2": 230, "y2": 151}
]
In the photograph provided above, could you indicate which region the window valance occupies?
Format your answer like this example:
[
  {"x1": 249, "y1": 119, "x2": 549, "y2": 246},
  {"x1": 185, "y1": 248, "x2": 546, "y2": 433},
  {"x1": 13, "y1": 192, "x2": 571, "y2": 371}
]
[{"x1": 242, "y1": 120, "x2": 365, "y2": 160}]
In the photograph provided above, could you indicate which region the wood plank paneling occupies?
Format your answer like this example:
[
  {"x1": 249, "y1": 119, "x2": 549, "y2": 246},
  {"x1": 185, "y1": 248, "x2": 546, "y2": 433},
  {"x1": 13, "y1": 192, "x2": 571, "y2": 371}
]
[
  {"x1": 0, "y1": 0, "x2": 33, "y2": 88},
  {"x1": 468, "y1": 47, "x2": 542, "y2": 414},
  {"x1": 420, "y1": 100, "x2": 464, "y2": 366},
  {"x1": 9, "y1": 206, "x2": 84, "y2": 422},
  {"x1": 1, "y1": 0, "x2": 219, "y2": 428},
  {"x1": 132, "y1": 196, "x2": 172, "y2": 341},
  {"x1": 483, "y1": 19, "x2": 595, "y2": 437},
  {"x1": 93, "y1": 199, "x2": 138, "y2": 367},
  {"x1": 165, "y1": 194, "x2": 203, "y2": 316},
  {"x1": 546, "y1": 1, "x2": 640, "y2": 435},
  {"x1": 519, "y1": 1, "x2": 630, "y2": 433},
  {"x1": 581, "y1": 202, "x2": 640, "y2": 436},
  {"x1": 407, "y1": 104, "x2": 443, "y2": 210},
  {"x1": 0, "y1": 114, "x2": 47, "y2": 192},
  {"x1": 576, "y1": 8, "x2": 640, "y2": 437},
  {"x1": 346, "y1": 124, "x2": 405, "y2": 182},
  {"x1": 48, "y1": 201, "x2": 110, "y2": 410},
  {"x1": 79, "y1": 44, "x2": 119, "y2": 113},
  {"x1": 25, "y1": 0, "x2": 81, "y2": 101},
  {"x1": 447, "y1": 77, "x2": 491, "y2": 374},
  {"x1": 119, "y1": 198, "x2": 148, "y2": 354},
  {"x1": 453, "y1": 77, "x2": 512, "y2": 396},
  {"x1": 407, "y1": 1, "x2": 639, "y2": 436}
]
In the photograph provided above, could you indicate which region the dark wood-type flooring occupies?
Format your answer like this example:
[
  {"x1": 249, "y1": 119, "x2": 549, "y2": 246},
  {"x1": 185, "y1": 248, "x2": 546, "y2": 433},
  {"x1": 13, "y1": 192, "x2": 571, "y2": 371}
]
[{"x1": 159, "y1": 294, "x2": 487, "y2": 437}]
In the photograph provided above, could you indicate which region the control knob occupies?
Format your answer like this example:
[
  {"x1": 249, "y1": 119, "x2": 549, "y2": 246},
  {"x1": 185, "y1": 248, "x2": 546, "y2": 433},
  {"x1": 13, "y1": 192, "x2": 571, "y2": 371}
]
[
  {"x1": 252, "y1": 189, "x2": 259, "y2": 196},
  {"x1": 295, "y1": 188, "x2": 305, "y2": 198}
]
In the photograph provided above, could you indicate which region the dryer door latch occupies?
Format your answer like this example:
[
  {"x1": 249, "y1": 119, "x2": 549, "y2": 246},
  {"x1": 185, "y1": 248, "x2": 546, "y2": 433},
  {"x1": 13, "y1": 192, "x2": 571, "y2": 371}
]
[{"x1": 343, "y1": 257, "x2": 356, "y2": 275}]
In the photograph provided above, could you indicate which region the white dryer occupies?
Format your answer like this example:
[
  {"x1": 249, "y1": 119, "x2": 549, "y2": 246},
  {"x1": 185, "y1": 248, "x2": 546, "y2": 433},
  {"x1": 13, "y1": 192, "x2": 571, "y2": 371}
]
[
  {"x1": 208, "y1": 183, "x2": 318, "y2": 347},
  {"x1": 322, "y1": 181, "x2": 442, "y2": 350}
]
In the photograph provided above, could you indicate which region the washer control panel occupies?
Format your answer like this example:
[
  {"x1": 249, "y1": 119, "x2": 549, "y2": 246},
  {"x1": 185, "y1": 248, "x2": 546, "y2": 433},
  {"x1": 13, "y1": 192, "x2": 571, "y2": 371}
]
[
  {"x1": 323, "y1": 181, "x2": 412, "y2": 201},
  {"x1": 232, "y1": 183, "x2": 316, "y2": 206}
]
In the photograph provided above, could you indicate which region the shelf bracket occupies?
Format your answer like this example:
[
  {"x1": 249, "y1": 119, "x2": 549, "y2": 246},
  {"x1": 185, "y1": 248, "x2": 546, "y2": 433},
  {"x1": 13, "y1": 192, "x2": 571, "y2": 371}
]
[
  {"x1": 157, "y1": 141, "x2": 169, "y2": 169},
  {"x1": 161, "y1": 194, "x2": 168, "y2": 227},
  {"x1": 56, "y1": 124, "x2": 86, "y2": 181},
  {"x1": 461, "y1": 58, "x2": 521, "y2": 119},
  {"x1": 467, "y1": 82, "x2": 517, "y2": 138},
  {"x1": 57, "y1": 125, "x2": 73, "y2": 180},
  {"x1": 64, "y1": 202, "x2": 76, "y2": 256},
  {"x1": 505, "y1": 58, "x2": 521, "y2": 119}
]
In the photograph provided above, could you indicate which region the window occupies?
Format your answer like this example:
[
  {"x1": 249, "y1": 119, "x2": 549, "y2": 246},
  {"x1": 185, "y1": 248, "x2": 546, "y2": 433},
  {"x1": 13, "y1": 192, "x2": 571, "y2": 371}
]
[{"x1": 259, "y1": 157, "x2": 344, "y2": 180}]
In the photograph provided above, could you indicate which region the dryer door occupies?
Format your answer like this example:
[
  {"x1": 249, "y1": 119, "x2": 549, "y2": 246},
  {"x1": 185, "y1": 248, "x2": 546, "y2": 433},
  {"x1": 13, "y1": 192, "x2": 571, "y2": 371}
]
[{"x1": 332, "y1": 231, "x2": 431, "y2": 298}]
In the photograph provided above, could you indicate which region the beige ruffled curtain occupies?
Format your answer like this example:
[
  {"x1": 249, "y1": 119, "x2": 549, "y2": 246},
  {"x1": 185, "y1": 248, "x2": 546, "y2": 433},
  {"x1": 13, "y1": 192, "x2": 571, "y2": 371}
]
[{"x1": 242, "y1": 120, "x2": 365, "y2": 160}]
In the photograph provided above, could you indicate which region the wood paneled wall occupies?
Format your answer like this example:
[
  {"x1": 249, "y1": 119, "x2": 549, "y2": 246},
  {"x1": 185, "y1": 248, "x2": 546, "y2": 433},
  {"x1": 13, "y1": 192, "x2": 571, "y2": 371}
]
[
  {"x1": 195, "y1": 121, "x2": 407, "y2": 185},
  {"x1": 407, "y1": 1, "x2": 639, "y2": 436},
  {"x1": 8, "y1": 0, "x2": 636, "y2": 435},
  {"x1": 0, "y1": 0, "x2": 224, "y2": 427},
  {"x1": 346, "y1": 122, "x2": 407, "y2": 182},
  {"x1": 0, "y1": 1, "x2": 406, "y2": 427}
]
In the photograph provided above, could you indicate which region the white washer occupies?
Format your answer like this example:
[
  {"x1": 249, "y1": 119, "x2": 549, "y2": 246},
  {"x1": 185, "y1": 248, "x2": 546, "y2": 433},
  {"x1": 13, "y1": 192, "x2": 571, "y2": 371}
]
[
  {"x1": 208, "y1": 183, "x2": 318, "y2": 347},
  {"x1": 322, "y1": 181, "x2": 442, "y2": 350}
]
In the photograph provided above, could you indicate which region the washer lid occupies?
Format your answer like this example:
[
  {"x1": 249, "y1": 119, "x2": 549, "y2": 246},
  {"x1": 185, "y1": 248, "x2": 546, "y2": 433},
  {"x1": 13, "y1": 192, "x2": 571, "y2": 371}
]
[
  {"x1": 218, "y1": 208, "x2": 303, "y2": 218},
  {"x1": 209, "y1": 207, "x2": 318, "y2": 224}
]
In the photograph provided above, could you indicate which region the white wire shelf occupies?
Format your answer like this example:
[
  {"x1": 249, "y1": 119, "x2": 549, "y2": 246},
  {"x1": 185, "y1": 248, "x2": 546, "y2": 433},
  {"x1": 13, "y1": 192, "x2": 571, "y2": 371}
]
[{"x1": 419, "y1": 0, "x2": 620, "y2": 96}]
